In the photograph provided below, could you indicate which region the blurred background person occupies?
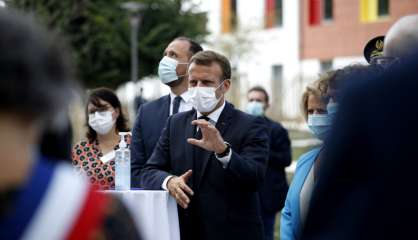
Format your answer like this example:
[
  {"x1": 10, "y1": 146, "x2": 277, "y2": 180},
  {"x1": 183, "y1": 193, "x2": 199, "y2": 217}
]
[
  {"x1": 72, "y1": 87, "x2": 131, "y2": 190},
  {"x1": 383, "y1": 14, "x2": 418, "y2": 62},
  {"x1": 40, "y1": 113, "x2": 73, "y2": 162},
  {"x1": 280, "y1": 72, "x2": 331, "y2": 240},
  {"x1": 245, "y1": 86, "x2": 291, "y2": 240},
  {"x1": 0, "y1": 9, "x2": 139, "y2": 239},
  {"x1": 133, "y1": 87, "x2": 147, "y2": 114},
  {"x1": 131, "y1": 37, "x2": 203, "y2": 188}
]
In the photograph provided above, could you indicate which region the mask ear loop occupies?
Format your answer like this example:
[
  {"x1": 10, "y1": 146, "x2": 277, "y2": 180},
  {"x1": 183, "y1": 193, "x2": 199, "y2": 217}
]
[{"x1": 214, "y1": 80, "x2": 227, "y2": 100}]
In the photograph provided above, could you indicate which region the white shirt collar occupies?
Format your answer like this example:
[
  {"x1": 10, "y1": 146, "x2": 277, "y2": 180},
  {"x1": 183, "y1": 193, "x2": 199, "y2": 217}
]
[
  {"x1": 196, "y1": 100, "x2": 226, "y2": 124},
  {"x1": 169, "y1": 90, "x2": 191, "y2": 104}
]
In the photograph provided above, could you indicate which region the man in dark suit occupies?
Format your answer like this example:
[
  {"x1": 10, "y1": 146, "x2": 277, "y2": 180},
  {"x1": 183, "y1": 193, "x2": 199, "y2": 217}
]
[
  {"x1": 141, "y1": 50, "x2": 270, "y2": 240},
  {"x1": 246, "y1": 86, "x2": 291, "y2": 240},
  {"x1": 301, "y1": 51, "x2": 418, "y2": 239},
  {"x1": 131, "y1": 37, "x2": 203, "y2": 187}
]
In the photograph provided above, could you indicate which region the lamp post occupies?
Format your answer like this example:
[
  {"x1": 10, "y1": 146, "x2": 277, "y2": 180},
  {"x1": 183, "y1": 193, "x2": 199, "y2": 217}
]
[{"x1": 121, "y1": 2, "x2": 145, "y2": 83}]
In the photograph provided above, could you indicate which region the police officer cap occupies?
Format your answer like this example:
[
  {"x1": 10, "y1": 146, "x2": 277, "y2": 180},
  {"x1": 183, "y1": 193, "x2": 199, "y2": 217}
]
[{"x1": 363, "y1": 35, "x2": 385, "y2": 64}]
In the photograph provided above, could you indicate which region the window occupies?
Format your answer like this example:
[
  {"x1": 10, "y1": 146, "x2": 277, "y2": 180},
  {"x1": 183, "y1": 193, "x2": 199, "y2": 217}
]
[
  {"x1": 309, "y1": 0, "x2": 333, "y2": 26},
  {"x1": 265, "y1": 0, "x2": 283, "y2": 28},
  {"x1": 378, "y1": 0, "x2": 389, "y2": 17},
  {"x1": 221, "y1": 0, "x2": 237, "y2": 33},
  {"x1": 231, "y1": 0, "x2": 237, "y2": 30},
  {"x1": 360, "y1": 0, "x2": 390, "y2": 23},
  {"x1": 320, "y1": 60, "x2": 333, "y2": 73},
  {"x1": 323, "y1": 0, "x2": 333, "y2": 21}
]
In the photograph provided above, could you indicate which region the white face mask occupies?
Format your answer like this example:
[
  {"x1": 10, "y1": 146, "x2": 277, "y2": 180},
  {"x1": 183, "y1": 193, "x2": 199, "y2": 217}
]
[
  {"x1": 189, "y1": 81, "x2": 224, "y2": 113},
  {"x1": 88, "y1": 111, "x2": 115, "y2": 135},
  {"x1": 158, "y1": 56, "x2": 187, "y2": 84}
]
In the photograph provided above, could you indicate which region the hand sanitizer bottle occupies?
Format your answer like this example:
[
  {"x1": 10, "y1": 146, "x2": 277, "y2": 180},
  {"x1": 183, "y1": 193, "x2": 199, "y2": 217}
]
[{"x1": 115, "y1": 132, "x2": 131, "y2": 191}]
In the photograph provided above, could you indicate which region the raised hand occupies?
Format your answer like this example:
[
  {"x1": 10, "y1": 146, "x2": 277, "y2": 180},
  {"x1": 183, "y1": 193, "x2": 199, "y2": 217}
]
[{"x1": 187, "y1": 119, "x2": 227, "y2": 154}]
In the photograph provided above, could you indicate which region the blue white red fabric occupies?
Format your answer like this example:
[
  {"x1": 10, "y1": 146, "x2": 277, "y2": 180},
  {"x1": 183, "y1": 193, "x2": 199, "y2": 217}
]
[{"x1": 0, "y1": 157, "x2": 109, "y2": 240}]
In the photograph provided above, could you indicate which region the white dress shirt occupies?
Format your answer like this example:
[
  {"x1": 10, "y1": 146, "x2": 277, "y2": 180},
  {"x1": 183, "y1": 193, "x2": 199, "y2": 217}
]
[
  {"x1": 169, "y1": 91, "x2": 193, "y2": 116},
  {"x1": 162, "y1": 100, "x2": 231, "y2": 190}
]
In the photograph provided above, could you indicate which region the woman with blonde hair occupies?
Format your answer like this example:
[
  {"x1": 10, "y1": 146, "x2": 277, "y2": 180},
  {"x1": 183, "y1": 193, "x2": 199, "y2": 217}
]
[{"x1": 280, "y1": 70, "x2": 334, "y2": 240}]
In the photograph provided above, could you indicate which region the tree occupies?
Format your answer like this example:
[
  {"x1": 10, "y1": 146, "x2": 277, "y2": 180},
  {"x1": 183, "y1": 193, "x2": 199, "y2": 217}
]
[{"x1": 7, "y1": 0, "x2": 208, "y2": 88}]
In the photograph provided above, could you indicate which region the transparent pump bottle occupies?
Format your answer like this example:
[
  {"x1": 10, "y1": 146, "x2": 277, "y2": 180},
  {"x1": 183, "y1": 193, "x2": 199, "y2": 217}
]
[{"x1": 115, "y1": 132, "x2": 131, "y2": 190}]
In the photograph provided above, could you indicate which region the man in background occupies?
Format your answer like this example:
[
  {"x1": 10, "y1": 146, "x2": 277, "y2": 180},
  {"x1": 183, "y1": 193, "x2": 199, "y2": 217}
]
[
  {"x1": 131, "y1": 37, "x2": 203, "y2": 187},
  {"x1": 246, "y1": 86, "x2": 292, "y2": 240}
]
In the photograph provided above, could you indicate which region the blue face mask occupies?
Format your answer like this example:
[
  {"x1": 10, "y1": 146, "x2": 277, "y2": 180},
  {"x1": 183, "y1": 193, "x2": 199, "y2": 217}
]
[
  {"x1": 327, "y1": 101, "x2": 339, "y2": 119},
  {"x1": 158, "y1": 56, "x2": 187, "y2": 84},
  {"x1": 246, "y1": 101, "x2": 264, "y2": 116},
  {"x1": 308, "y1": 114, "x2": 332, "y2": 141}
]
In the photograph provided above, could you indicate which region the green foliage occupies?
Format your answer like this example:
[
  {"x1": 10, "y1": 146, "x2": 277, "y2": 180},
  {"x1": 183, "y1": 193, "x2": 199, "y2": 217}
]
[{"x1": 7, "y1": 0, "x2": 208, "y2": 88}]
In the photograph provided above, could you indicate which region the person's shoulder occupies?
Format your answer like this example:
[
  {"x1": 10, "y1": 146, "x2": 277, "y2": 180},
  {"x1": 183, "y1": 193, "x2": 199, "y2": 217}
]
[
  {"x1": 230, "y1": 104, "x2": 257, "y2": 122},
  {"x1": 296, "y1": 147, "x2": 321, "y2": 168},
  {"x1": 73, "y1": 140, "x2": 92, "y2": 150},
  {"x1": 265, "y1": 117, "x2": 286, "y2": 130},
  {"x1": 140, "y1": 95, "x2": 169, "y2": 111}
]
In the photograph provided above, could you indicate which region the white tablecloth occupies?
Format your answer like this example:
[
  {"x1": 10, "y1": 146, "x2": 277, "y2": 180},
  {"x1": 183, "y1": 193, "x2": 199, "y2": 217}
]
[{"x1": 104, "y1": 190, "x2": 180, "y2": 240}]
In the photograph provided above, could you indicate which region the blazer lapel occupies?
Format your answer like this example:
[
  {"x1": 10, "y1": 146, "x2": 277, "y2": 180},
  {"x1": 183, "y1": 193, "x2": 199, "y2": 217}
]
[
  {"x1": 214, "y1": 102, "x2": 234, "y2": 136},
  {"x1": 197, "y1": 102, "x2": 234, "y2": 189},
  {"x1": 185, "y1": 110, "x2": 197, "y2": 188}
]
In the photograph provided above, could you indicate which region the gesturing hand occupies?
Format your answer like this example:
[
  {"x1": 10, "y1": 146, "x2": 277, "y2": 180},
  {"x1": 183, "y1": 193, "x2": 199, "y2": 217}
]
[
  {"x1": 167, "y1": 170, "x2": 194, "y2": 209},
  {"x1": 187, "y1": 119, "x2": 227, "y2": 154}
]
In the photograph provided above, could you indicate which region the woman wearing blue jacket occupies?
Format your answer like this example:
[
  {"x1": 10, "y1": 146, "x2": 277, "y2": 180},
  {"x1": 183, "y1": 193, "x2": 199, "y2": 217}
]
[{"x1": 280, "y1": 73, "x2": 333, "y2": 240}]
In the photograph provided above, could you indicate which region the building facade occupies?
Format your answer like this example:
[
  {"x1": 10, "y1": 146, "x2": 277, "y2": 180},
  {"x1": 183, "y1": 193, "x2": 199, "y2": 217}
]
[
  {"x1": 200, "y1": 0, "x2": 418, "y2": 122},
  {"x1": 301, "y1": 0, "x2": 418, "y2": 88}
]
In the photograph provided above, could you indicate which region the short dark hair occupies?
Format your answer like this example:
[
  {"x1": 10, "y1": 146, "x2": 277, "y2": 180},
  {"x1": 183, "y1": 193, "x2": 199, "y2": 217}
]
[
  {"x1": 189, "y1": 50, "x2": 231, "y2": 82},
  {"x1": 0, "y1": 9, "x2": 74, "y2": 121},
  {"x1": 248, "y1": 86, "x2": 269, "y2": 103},
  {"x1": 174, "y1": 36, "x2": 203, "y2": 58},
  {"x1": 86, "y1": 88, "x2": 129, "y2": 143}
]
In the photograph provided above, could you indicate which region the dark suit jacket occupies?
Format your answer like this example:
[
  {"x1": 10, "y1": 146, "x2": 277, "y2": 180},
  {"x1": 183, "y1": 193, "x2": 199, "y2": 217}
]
[
  {"x1": 141, "y1": 102, "x2": 269, "y2": 240},
  {"x1": 302, "y1": 55, "x2": 418, "y2": 239},
  {"x1": 131, "y1": 95, "x2": 170, "y2": 187},
  {"x1": 259, "y1": 117, "x2": 291, "y2": 214}
]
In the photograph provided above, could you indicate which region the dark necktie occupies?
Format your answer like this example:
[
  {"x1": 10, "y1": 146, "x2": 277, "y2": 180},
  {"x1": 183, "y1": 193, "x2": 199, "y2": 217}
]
[
  {"x1": 193, "y1": 115, "x2": 211, "y2": 189},
  {"x1": 172, "y1": 96, "x2": 182, "y2": 115}
]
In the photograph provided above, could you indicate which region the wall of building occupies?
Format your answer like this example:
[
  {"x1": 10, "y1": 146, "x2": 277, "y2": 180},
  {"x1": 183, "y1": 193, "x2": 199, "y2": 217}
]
[
  {"x1": 301, "y1": 0, "x2": 418, "y2": 60},
  {"x1": 201, "y1": 0, "x2": 302, "y2": 120},
  {"x1": 198, "y1": 0, "x2": 418, "y2": 122}
]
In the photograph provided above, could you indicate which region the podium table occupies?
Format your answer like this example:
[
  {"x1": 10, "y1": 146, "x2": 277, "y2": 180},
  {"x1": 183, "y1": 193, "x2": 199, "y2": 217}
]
[{"x1": 104, "y1": 190, "x2": 180, "y2": 240}]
